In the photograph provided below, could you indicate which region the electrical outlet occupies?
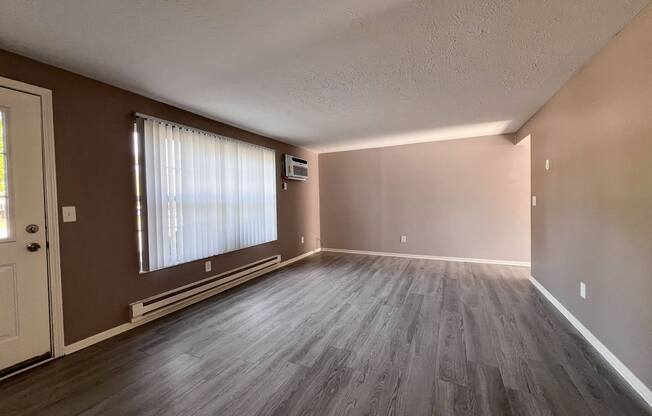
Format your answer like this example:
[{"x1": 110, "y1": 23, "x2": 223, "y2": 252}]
[
  {"x1": 300, "y1": 236, "x2": 305, "y2": 244},
  {"x1": 205, "y1": 261, "x2": 212, "y2": 273},
  {"x1": 532, "y1": 196, "x2": 537, "y2": 207},
  {"x1": 282, "y1": 182, "x2": 288, "y2": 190},
  {"x1": 580, "y1": 282, "x2": 586, "y2": 299},
  {"x1": 400, "y1": 235, "x2": 407, "y2": 243}
]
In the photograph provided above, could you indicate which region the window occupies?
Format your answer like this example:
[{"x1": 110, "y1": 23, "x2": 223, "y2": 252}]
[
  {"x1": 0, "y1": 109, "x2": 10, "y2": 240},
  {"x1": 134, "y1": 115, "x2": 277, "y2": 272}
]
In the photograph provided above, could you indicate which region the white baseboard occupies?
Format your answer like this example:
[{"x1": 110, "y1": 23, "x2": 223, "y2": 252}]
[
  {"x1": 283, "y1": 247, "x2": 321, "y2": 265},
  {"x1": 529, "y1": 275, "x2": 652, "y2": 409},
  {"x1": 63, "y1": 248, "x2": 321, "y2": 355},
  {"x1": 63, "y1": 322, "x2": 134, "y2": 355},
  {"x1": 321, "y1": 248, "x2": 531, "y2": 267}
]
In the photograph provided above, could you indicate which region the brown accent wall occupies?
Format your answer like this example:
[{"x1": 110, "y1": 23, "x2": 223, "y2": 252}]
[
  {"x1": 0, "y1": 50, "x2": 320, "y2": 345},
  {"x1": 516, "y1": 5, "x2": 652, "y2": 388},
  {"x1": 319, "y1": 135, "x2": 531, "y2": 262}
]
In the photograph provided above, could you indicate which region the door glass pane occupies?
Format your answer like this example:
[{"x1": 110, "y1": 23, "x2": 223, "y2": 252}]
[{"x1": 0, "y1": 110, "x2": 9, "y2": 239}]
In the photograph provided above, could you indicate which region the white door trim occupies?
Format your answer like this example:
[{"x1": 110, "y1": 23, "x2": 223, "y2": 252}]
[{"x1": 0, "y1": 76, "x2": 64, "y2": 359}]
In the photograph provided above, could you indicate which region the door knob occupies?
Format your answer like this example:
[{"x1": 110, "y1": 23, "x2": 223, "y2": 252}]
[{"x1": 26, "y1": 243, "x2": 41, "y2": 252}]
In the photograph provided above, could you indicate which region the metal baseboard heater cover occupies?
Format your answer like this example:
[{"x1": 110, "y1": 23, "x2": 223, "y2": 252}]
[{"x1": 130, "y1": 255, "x2": 281, "y2": 323}]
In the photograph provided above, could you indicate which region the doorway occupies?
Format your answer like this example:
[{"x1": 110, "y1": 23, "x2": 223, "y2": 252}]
[{"x1": 0, "y1": 78, "x2": 63, "y2": 377}]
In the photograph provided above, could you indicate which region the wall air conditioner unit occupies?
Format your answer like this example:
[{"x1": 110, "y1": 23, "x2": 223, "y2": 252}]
[{"x1": 283, "y1": 154, "x2": 308, "y2": 181}]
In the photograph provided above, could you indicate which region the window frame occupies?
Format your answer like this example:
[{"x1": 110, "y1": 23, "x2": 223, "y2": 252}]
[
  {"x1": 0, "y1": 107, "x2": 15, "y2": 242},
  {"x1": 134, "y1": 117, "x2": 150, "y2": 272},
  {"x1": 133, "y1": 114, "x2": 279, "y2": 273}
]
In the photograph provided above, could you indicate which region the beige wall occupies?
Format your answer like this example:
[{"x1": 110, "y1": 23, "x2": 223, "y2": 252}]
[
  {"x1": 319, "y1": 135, "x2": 531, "y2": 262},
  {"x1": 0, "y1": 50, "x2": 320, "y2": 345},
  {"x1": 516, "y1": 5, "x2": 652, "y2": 388}
]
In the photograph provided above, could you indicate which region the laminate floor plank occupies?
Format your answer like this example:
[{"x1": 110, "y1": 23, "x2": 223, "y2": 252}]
[
  {"x1": 466, "y1": 361, "x2": 514, "y2": 416},
  {"x1": 462, "y1": 301, "x2": 499, "y2": 367},
  {"x1": 1, "y1": 252, "x2": 648, "y2": 416},
  {"x1": 437, "y1": 309, "x2": 469, "y2": 386}
]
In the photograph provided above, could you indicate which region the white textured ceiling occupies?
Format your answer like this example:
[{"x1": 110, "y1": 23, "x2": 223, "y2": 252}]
[{"x1": 0, "y1": 1, "x2": 648, "y2": 152}]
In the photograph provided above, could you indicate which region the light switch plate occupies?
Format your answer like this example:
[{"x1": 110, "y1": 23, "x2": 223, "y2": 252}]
[
  {"x1": 532, "y1": 196, "x2": 537, "y2": 207},
  {"x1": 400, "y1": 235, "x2": 407, "y2": 243},
  {"x1": 580, "y1": 282, "x2": 586, "y2": 299},
  {"x1": 545, "y1": 159, "x2": 550, "y2": 171},
  {"x1": 62, "y1": 206, "x2": 77, "y2": 223},
  {"x1": 300, "y1": 236, "x2": 305, "y2": 244}
]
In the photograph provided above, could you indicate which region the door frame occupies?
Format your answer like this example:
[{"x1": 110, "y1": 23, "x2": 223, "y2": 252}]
[{"x1": 0, "y1": 76, "x2": 64, "y2": 359}]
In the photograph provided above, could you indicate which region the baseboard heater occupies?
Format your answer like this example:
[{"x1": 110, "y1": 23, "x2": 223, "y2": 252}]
[{"x1": 129, "y1": 255, "x2": 281, "y2": 323}]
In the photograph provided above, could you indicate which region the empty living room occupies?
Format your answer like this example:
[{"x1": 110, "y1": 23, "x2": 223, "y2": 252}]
[{"x1": 0, "y1": 1, "x2": 650, "y2": 415}]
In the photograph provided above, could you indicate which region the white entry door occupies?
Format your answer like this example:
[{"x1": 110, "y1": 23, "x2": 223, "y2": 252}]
[{"x1": 0, "y1": 86, "x2": 51, "y2": 372}]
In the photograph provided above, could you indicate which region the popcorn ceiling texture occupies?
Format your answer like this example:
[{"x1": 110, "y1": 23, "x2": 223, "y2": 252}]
[{"x1": 0, "y1": 0, "x2": 647, "y2": 152}]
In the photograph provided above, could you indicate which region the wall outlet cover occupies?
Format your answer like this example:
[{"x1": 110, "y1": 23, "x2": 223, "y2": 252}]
[{"x1": 205, "y1": 261, "x2": 212, "y2": 272}]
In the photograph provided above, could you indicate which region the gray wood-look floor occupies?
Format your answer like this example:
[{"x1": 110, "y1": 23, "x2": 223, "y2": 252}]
[{"x1": 0, "y1": 252, "x2": 649, "y2": 416}]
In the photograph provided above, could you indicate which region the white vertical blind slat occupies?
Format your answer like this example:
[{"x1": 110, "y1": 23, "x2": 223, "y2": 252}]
[{"x1": 141, "y1": 118, "x2": 277, "y2": 271}]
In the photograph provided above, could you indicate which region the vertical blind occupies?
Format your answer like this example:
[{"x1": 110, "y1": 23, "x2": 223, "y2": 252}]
[{"x1": 139, "y1": 117, "x2": 277, "y2": 271}]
